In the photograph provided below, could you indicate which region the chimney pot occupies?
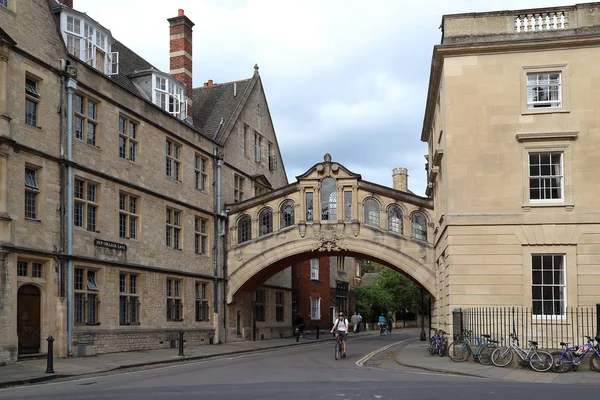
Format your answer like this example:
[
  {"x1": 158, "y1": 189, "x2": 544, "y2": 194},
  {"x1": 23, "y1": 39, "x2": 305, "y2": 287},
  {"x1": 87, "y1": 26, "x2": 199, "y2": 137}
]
[
  {"x1": 178, "y1": 9, "x2": 184, "y2": 16},
  {"x1": 57, "y1": 0, "x2": 73, "y2": 7}
]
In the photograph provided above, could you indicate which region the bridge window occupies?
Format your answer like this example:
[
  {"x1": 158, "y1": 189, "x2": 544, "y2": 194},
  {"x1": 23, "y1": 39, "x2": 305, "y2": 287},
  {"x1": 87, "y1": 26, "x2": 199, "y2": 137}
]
[
  {"x1": 237, "y1": 215, "x2": 252, "y2": 244},
  {"x1": 280, "y1": 201, "x2": 295, "y2": 228},
  {"x1": 320, "y1": 177, "x2": 337, "y2": 221},
  {"x1": 344, "y1": 191, "x2": 352, "y2": 221},
  {"x1": 259, "y1": 209, "x2": 273, "y2": 237},
  {"x1": 306, "y1": 192, "x2": 313, "y2": 221},
  {"x1": 388, "y1": 205, "x2": 403, "y2": 234},
  {"x1": 364, "y1": 198, "x2": 380, "y2": 227},
  {"x1": 411, "y1": 212, "x2": 427, "y2": 241}
]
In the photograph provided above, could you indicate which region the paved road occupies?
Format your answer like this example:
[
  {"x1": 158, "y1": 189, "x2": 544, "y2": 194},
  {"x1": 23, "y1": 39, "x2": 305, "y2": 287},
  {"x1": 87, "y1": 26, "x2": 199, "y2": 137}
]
[{"x1": 1, "y1": 332, "x2": 598, "y2": 400}]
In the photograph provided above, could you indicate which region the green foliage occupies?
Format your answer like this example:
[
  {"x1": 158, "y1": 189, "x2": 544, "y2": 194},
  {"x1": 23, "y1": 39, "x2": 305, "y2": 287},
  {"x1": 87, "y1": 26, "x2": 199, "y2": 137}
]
[{"x1": 356, "y1": 260, "x2": 425, "y2": 322}]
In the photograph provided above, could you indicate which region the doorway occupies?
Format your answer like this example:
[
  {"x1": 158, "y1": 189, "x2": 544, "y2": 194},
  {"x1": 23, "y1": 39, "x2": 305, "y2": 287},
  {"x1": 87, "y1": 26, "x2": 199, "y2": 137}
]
[{"x1": 17, "y1": 284, "x2": 41, "y2": 354}]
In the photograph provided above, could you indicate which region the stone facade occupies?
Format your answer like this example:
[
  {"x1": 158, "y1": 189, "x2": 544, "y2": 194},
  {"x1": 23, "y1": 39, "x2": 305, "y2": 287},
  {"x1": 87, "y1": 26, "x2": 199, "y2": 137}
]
[
  {"x1": 422, "y1": 2, "x2": 600, "y2": 334},
  {"x1": 0, "y1": 0, "x2": 291, "y2": 363}
]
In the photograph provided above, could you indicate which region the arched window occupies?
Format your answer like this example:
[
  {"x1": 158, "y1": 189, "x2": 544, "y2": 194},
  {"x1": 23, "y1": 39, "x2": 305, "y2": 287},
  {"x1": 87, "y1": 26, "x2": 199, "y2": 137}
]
[
  {"x1": 388, "y1": 205, "x2": 403, "y2": 234},
  {"x1": 320, "y1": 177, "x2": 337, "y2": 221},
  {"x1": 411, "y1": 212, "x2": 427, "y2": 241},
  {"x1": 364, "y1": 198, "x2": 380, "y2": 227},
  {"x1": 238, "y1": 215, "x2": 252, "y2": 244},
  {"x1": 280, "y1": 200, "x2": 295, "y2": 228},
  {"x1": 259, "y1": 209, "x2": 273, "y2": 237}
]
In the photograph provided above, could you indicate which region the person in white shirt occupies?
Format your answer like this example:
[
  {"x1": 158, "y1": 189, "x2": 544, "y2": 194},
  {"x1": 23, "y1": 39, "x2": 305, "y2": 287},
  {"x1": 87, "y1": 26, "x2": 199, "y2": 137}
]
[{"x1": 330, "y1": 312, "x2": 349, "y2": 357}]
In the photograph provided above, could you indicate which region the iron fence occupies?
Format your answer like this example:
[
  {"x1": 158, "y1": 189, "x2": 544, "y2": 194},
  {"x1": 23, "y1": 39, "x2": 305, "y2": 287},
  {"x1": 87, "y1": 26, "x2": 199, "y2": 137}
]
[{"x1": 455, "y1": 306, "x2": 599, "y2": 350}]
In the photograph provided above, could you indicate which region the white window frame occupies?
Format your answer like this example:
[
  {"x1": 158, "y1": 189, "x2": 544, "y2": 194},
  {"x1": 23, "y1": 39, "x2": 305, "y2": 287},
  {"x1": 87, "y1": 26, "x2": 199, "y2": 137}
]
[
  {"x1": 531, "y1": 254, "x2": 566, "y2": 317},
  {"x1": 153, "y1": 75, "x2": 185, "y2": 119},
  {"x1": 526, "y1": 72, "x2": 562, "y2": 109},
  {"x1": 310, "y1": 258, "x2": 319, "y2": 280},
  {"x1": 528, "y1": 152, "x2": 564, "y2": 203},
  {"x1": 310, "y1": 297, "x2": 321, "y2": 320}
]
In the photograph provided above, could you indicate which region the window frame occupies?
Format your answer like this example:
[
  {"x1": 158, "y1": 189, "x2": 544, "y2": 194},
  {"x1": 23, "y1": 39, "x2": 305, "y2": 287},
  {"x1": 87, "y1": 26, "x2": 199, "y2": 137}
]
[
  {"x1": 74, "y1": 178, "x2": 99, "y2": 232},
  {"x1": 24, "y1": 166, "x2": 40, "y2": 220},
  {"x1": 165, "y1": 139, "x2": 181, "y2": 181},
  {"x1": 521, "y1": 64, "x2": 569, "y2": 115},
  {"x1": 411, "y1": 212, "x2": 427, "y2": 241},
  {"x1": 310, "y1": 297, "x2": 321, "y2": 320},
  {"x1": 166, "y1": 207, "x2": 182, "y2": 250},
  {"x1": 254, "y1": 132, "x2": 262, "y2": 163},
  {"x1": 119, "y1": 272, "x2": 140, "y2": 325},
  {"x1": 166, "y1": 278, "x2": 183, "y2": 321},
  {"x1": 237, "y1": 215, "x2": 252, "y2": 244},
  {"x1": 25, "y1": 76, "x2": 40, "y2": 128},
  {"x1": 531, "y1": 254, "x2": 566, "y2": 317},
  {"x1": 520, "y1": 141, "x2": 573, "y2": 210},
  {"x1": 194, "y1": 154, "x2": 208, "y2": 192},
  {"x1": 310, "y1": 258, "x2": 319, "y2": 281},
  {"x1": 528, "y1": 152, "x2": 564, "y2": 203},
  {"x1": 234, "y1": 174, "x2": 245, "y2": 203},
  {"x1": 254, "y1": 289, "x2": 265, "y2": 322},
  {"x1": 195, "y1": 216, "x2": 208, "y2": 255},
  {"x1": 258, "y1": 209, "x2": 273, "y2": 237},
  {"x1": 0, "y1": 0, "x2": 8, "y2": 9},
  {"x1": 280, "y1": 200, "x2": 295, "y2": 229},
  {"x1": 74, "y1": 266, "x2": 100, "y2": 325},
  {"x1": 17, "y1": 260, "x2": 44, "y2": 279},
  {"x1": 118, "y1": 192, "x2": 138, "y2": 240},
  {"x1": 320, "y1": 177, "x2": 337, "y2": 221},
  {"x1": 387, "y1": 205, "x2": 404, "y2": 235},
  {"x1": 364, "y1": 198, "x2": 380, "y2": 228},
  {"x1": 118, "y1": 115, "x2": 138, "y2": 162},
  {"x1": 275, "y1": 291, "x2": 284, "y2": 322},
  {"x1": 195, "y1": 282, "x2": 209, "y2": 321},
  {"x1": 73, "y1": 93, "x2": 98, "y2": 147}
]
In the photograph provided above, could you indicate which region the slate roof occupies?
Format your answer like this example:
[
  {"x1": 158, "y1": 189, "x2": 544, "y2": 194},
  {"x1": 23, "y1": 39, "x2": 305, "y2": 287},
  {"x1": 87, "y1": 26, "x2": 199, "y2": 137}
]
[
  {"x1": 107, "y1": 40, "x2": 158, "y2": 98},
  {"x1": 192, "y1": 78, "x2": 252, "y2": 141}
]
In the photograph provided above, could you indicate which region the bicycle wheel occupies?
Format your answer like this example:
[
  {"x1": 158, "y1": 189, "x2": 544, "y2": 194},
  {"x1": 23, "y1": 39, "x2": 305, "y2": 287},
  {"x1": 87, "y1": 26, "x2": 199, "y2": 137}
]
[
  {"x1": 478, "y1": 345, "x2": 495, "y2": 365},
  {"x1": 447, "y1": 341, "x2": 470, "y2": 362},
  {"x1": 335, "y1": 340, "x2": 341, "y2": 360},
  {"x1": 550, "y1": 350, "x2": 572, "y2": 373},
  {"x1": 428, "y1": 337, "x2": 437, "y2": 355},
  {"x1": 491, "y1": 346, "x2": 513, "y2": 367},
  {"x1": 529, "y1": 350, "x2": 553, "y2": 372},
  {"x1": 589, "y1": 352, "x2": 600, "y2": 372},
  {"x1": 438, "y1": 341, "x2": 447, "y2": 357}
]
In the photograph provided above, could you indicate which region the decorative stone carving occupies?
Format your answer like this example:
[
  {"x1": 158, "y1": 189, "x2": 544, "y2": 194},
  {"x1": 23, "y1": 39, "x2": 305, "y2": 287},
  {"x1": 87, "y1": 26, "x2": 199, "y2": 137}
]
[
  {"x1": 235, "y1": 249, "x2": 243, "y2": 261},
  {"x1": 313, "y1": 222, "x2": 346, "y2": 252},
  {"x1": 324, "y1": 153, "x2": 332, "y2": 163},
  {"x1": 419, "y1": 248, "x2": 427, "y2": 259},
  {"x1": 350, "y1": 220, "x2": 360, "y2": 237},
  {"x1": 298, "y1": 222, "x2": 306, "y2": 238}
]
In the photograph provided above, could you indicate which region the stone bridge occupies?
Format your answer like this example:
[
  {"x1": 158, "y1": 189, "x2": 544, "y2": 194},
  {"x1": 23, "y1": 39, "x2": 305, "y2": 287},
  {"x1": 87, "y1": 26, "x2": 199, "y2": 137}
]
[{"x1": 225, "y1": 154, "x2": 435, "y2": 304}]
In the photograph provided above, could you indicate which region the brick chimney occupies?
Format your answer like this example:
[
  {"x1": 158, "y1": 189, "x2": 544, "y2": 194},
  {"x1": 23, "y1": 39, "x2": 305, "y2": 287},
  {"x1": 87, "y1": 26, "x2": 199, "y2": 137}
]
[
  {"x1": 57, "y1": 0, "x2": 73, "y2": 7},
  {"x1": 168, "y1": 9, "x2": 194, "y2": 122},
  {"x1": 392, "y1": 168, "x2": 409, "y2": 192}
]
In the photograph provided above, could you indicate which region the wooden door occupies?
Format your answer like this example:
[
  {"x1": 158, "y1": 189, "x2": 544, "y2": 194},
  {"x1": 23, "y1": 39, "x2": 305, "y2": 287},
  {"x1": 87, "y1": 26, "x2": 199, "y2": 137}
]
[{"x1": 17, "y1": 285, "x2": 41, "y2": 354}]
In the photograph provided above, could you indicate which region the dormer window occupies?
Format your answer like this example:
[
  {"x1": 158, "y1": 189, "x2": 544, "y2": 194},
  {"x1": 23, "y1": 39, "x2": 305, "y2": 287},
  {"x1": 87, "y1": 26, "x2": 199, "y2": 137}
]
[
  {"x1": 60, "y1": 12, "x2": 118, "y2": 76},
  {"x1": 153, "y1": 75, "x2": 186, "y2": 120}
]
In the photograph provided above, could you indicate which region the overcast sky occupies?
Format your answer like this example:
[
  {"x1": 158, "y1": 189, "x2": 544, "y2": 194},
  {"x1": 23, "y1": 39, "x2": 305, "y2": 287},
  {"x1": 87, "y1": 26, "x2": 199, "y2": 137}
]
[{"x1": 77, "y1": 0, "x2": 569, "y2": 196}]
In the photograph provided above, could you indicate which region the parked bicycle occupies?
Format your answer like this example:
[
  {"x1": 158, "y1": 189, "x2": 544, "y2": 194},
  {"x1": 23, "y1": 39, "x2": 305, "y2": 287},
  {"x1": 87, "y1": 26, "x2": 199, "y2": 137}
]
[
  {"x1": 428, "y1": 328, "x2": 448, "y2": 357},
  {"x1": 447, "y1": 330, "x2": 497, "y2": 365},
  {"x1": 491, "y1": 332, "x2": 553, "y2": 372},
  {"x1": 550, "y1": 335, "x2": 600, "y2": 373}
]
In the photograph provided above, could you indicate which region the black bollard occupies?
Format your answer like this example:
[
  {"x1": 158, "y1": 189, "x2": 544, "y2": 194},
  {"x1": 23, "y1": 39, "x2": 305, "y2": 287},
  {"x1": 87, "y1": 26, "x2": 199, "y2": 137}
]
[
  {"x1": 178, "y1": 330, "x2": 184, "y2": 357},
  {"x1": 296, "y1": 327, "x2": 299, "y2": 342},
  {"x1": 45, "y1": 336, "x2": 55, "y2": 374},
  {"x1": 316, "y1": 325, "x2": 319, "y2": 339}
]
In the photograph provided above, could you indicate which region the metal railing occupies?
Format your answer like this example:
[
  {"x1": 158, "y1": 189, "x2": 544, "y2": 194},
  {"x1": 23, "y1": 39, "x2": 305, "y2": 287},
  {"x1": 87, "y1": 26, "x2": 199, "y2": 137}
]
[{"x1": 454, "y1": 306, "x2": 599, "y2": 349}]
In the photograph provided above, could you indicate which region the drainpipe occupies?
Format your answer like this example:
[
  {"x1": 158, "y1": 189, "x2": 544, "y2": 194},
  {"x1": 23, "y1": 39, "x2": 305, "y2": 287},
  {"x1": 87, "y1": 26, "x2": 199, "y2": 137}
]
[
  {"x1": 65, "y1": 75, "x2": 77, "y2": 356},
  {"x1": 214, "y1": 149, "x2": 225, "y2": 343}
]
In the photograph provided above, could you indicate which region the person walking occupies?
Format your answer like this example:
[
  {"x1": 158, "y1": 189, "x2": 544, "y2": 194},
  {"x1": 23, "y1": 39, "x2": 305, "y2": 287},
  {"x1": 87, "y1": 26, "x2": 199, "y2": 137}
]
[
  {"x1": 295, "y1": 312, "x2": 305, "y2": 338},
  {"x1": 356, "y1": 313, "x2": 362, "y2": 333},
  {"x1": 351, "y1": 312, "x2": 358, "y2": 333}
]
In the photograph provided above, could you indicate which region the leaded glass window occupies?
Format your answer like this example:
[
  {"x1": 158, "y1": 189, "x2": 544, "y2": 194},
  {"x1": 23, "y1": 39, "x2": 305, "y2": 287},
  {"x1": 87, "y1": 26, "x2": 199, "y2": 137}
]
[
  {"x1": 306, "y1": 192, "x2": 313, "y2": 221},
  {"x1": 259, "y1": 209, "x2": 273, "y2": 237},
  {"x1": 344, "y1": 191, "x2": 352, "y2": 221},
  {"x1": 411, "y1": 212, "x2": 427, "y2": 241},
  {"x1": 364, "y1": 198, "x2": 380, "y2": 227},
  {"x1": 388, "y1": 205, "x2": 403, "y2": 234},
  {"x1": 320, "y1": 178, "x2": 337, "y2": 221},
  {"x1": 238, "y1": 215, "x2": 252, "y2": 244},
  {"x1": 280, "y1": 200, "x2": 295, "y2": 228}
]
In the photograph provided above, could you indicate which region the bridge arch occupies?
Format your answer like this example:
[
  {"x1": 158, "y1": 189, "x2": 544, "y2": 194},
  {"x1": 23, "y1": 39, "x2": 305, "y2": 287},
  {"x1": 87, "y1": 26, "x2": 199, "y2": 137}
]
[{"x1": 225, "y1": 154, "x2": 435, "y2": 305}]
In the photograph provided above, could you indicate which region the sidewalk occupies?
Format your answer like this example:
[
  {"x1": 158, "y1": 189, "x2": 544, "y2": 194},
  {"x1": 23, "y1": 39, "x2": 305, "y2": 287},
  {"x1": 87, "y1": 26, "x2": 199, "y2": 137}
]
[
  {"x1": 0, "y1": 331, "x2": 337, "y2": 388},
  {"x1": 393, "y1": 339, "x2": 600, "y2": 385}
]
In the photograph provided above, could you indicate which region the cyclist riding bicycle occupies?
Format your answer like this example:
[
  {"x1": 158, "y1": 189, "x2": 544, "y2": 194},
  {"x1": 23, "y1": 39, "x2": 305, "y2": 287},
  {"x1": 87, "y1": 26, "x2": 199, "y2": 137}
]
[
  {"x1": 378, "y1": 313, "x2": 387, "y2": 333},
  {"x1": 330, "y1": 312, "x2": 349, "y2": 357}
]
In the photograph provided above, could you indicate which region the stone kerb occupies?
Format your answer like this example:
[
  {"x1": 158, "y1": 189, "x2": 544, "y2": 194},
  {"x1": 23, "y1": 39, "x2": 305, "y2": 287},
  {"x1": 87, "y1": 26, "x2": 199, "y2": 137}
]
[{"x1": 226, "y1": 220, "x2": 435, "y2": 303}]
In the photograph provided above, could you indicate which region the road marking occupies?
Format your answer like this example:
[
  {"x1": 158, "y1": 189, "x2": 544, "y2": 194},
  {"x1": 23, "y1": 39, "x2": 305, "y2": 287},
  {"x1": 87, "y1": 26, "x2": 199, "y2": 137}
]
[{"x1": 356, "y1": 338, "x2": 415, "y2": 367}]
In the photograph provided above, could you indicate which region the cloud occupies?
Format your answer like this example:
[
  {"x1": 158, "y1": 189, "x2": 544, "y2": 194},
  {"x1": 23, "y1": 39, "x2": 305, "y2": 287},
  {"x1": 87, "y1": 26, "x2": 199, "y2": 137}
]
[{"x1": 78, "y1": 0, "x2": 572, "y2": 196}]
